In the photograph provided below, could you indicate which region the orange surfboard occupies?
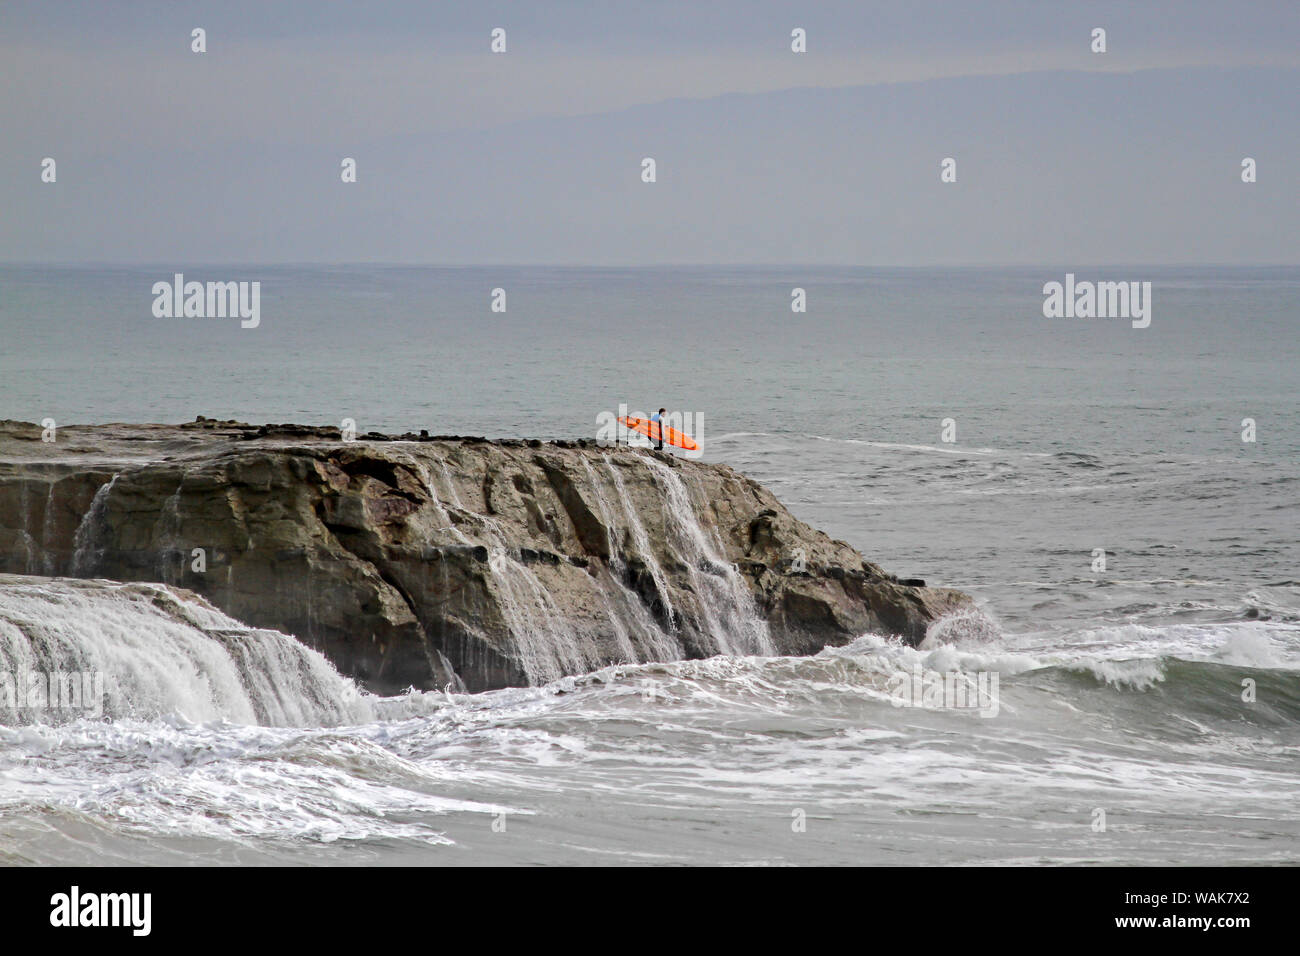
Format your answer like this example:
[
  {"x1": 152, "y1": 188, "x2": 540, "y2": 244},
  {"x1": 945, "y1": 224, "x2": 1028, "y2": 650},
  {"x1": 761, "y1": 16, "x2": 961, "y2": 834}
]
[{"x1": 619, "y1": 416, "x2": 700, "y2": 452}]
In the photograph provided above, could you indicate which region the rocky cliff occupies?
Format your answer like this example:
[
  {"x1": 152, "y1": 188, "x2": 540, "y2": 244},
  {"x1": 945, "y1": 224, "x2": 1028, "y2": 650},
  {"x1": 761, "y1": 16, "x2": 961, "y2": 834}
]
[{"x1": 0, "y1": 419, "x2": 971, "y2": 693}]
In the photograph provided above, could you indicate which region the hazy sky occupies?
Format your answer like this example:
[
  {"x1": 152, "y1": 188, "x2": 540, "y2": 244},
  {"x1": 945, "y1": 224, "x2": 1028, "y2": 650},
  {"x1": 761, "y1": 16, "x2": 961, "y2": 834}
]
[{"x1": 3, "y1": 0, "x2": 1297, "y2": 264}]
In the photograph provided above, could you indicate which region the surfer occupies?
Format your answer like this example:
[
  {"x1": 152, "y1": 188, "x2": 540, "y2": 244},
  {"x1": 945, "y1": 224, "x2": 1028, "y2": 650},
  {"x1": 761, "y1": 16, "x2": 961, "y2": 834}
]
[
  {"x1": 650, "y1": 408, "x2": 666, "y2": 451},
  {"x1": 616, "y1": 409, "x2": 697, "y2": 453}
]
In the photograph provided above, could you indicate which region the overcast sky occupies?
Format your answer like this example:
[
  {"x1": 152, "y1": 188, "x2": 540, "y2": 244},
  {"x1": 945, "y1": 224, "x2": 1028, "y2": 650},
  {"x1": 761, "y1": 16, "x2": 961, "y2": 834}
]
[{"x1": 3, "y1": 0, "x2": 1297, "y2": 265}]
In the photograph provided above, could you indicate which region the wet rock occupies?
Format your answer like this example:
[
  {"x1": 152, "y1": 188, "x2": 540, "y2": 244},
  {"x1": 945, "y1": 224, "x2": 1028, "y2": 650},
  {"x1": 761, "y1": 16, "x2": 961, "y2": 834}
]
[{"x1": 0, "y1": 420, "x2": 972, "y2": 694}]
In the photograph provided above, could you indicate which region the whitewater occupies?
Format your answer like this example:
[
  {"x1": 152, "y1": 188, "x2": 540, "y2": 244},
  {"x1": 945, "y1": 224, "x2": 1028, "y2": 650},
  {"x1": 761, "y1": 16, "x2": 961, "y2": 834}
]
[
  {"x1": 2, "y1": 564, "x2": 1296, "y2": 865},
  {"x1": 1, "y1": 264, "x2": 1297, "y2": 865}
]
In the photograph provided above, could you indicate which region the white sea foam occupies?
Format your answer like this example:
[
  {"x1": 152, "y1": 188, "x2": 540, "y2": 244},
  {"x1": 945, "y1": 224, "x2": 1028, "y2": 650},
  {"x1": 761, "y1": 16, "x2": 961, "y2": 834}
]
[{"x1": 0, "y1": 577, "x2": 373, "y2": 727}]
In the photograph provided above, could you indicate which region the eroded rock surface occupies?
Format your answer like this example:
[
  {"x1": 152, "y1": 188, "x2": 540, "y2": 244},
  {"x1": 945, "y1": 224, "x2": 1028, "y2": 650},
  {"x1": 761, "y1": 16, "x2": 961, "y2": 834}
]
[{"x1": 0, "y1": 419, "x2": 971, "y2": 693}]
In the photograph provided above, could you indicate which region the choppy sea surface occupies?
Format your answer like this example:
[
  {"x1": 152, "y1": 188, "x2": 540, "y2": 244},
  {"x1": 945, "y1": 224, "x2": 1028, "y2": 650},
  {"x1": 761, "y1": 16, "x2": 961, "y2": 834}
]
[{"x1": 1, "y1": 265, "x2": 1297, "y2": 865}]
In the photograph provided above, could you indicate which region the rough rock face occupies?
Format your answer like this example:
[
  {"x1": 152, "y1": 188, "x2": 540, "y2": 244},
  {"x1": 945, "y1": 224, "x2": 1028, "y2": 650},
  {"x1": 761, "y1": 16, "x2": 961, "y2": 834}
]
[{"x1": 0, "y1": 419, "x2": 971, "y2": 693}]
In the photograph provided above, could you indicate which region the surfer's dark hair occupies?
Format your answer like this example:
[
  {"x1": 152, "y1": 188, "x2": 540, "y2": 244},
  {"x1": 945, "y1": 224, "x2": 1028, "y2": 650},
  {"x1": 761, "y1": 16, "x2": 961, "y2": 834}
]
[{"x1": 659, "y1": 407, "x2": 666, "y2": 413}]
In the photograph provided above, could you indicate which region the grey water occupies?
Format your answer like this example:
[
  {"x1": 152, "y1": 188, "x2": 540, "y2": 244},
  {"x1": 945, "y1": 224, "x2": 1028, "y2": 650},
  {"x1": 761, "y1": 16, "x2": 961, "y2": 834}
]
[{"x1": 1, "y1": 264, "x2": 1298, "y2": 865}]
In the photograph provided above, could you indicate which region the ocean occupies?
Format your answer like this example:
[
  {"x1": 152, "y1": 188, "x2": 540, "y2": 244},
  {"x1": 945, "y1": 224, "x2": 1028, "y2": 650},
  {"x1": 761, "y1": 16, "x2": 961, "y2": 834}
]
[{"x1": 1, "y1": 264, "x2": 1297, "y2": 865}]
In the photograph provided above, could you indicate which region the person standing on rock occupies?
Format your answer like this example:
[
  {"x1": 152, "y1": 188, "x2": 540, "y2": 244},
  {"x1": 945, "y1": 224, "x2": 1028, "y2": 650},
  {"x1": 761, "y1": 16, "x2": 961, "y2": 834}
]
[{"x1": 650, "y1": 407, "x2": 666, "y2": 451}]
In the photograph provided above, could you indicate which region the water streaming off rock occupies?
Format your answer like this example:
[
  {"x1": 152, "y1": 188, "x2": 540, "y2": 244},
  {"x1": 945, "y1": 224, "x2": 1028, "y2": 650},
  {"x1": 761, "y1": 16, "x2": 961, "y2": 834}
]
[
  {"x1": 0, "y1": 576, "x2": 372, "y2": 726},
  {"x1": 0, "y1": 265, "x2": 1296, "y2": 865},
  {"x1": 645, "y1": 458, "x2": 775, "y2": 657}
]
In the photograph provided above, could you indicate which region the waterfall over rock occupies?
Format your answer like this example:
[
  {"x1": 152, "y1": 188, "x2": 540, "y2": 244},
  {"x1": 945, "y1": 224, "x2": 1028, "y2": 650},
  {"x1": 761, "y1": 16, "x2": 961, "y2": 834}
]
[
  {"x1": 0, "y1": 575, "x2": 373, "y2": 726},
  {"x1": 0, "y1": 420, "x2": 972, "y2": 693}
]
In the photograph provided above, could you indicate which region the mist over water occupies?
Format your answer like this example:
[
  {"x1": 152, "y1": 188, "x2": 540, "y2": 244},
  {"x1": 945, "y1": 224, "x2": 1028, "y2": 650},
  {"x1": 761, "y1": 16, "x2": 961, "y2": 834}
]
[{"x1": 1, "y1": 266, "x2": 1297, "y2": 865}]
